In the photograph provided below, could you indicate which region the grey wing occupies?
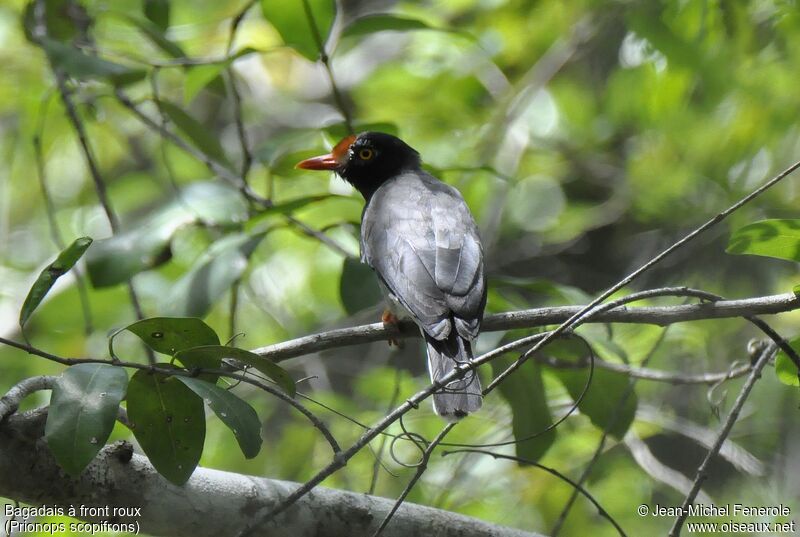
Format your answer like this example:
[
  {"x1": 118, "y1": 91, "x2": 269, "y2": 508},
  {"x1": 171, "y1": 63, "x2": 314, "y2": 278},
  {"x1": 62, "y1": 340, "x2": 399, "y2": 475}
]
[{"x1": 362, "y1": 174, "x2": 485, "y2": 341}]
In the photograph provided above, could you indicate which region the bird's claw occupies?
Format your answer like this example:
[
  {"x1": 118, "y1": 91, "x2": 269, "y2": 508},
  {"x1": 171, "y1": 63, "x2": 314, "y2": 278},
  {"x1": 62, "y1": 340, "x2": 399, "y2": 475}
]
[{"x1": 382, "y1": 310, "x2": 403, "y2": 347}]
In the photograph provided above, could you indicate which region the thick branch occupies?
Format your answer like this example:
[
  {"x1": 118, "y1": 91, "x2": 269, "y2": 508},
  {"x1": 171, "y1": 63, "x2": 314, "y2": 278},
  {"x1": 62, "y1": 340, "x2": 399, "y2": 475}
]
[
  {"x1": 253, "y1": 292, "x2": 800, "y2": 362},
  {"x1": 0, "y1": 411, "x2": 540, "y2": 537}
]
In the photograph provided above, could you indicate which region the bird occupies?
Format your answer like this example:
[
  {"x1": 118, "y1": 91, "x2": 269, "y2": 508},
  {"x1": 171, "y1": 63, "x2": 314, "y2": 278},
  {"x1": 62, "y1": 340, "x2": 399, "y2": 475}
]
[{"x1": 297, "y1": 132, "x2": 486, "y2": 420}]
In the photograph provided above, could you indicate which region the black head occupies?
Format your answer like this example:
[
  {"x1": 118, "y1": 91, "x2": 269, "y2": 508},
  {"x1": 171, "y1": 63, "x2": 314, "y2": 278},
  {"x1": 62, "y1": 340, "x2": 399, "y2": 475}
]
[{"x1": 297, "y1": 132, "x2": 421, "y2": 200}]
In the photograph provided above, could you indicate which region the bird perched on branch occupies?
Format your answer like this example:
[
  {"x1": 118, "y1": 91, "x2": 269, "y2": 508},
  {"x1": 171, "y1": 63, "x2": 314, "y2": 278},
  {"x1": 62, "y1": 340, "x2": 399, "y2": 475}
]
[{"x1": 297, "y1": 132, "x2": 486, "y2": 420}]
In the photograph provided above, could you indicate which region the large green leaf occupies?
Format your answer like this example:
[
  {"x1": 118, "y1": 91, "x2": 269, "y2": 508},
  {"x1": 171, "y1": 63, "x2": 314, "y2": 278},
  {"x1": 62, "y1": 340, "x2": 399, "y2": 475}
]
[
  {"x1": 40, "y1": 38, "x2": 145, "y2": 85},
  {"x1": 20, "y1": 236, "x2": 92, "y2": 328},
  {"x1": 86, "y1": 181, "x2": 248, "y2": 287},
  {"x1": 774, "y1": 336, "x2": 800, "y2": 387},
  {"x1": 158, "y1": 101, "x2": 231, "y2": 166},
  {"x1": 260, "y1": 0, "x2": 335, "y2": 61},
  {"x1": 143, "y1": 0, "x2": 170, "y2": 31},
  {"x1": 163, "y1": 232, "x2": 266, "y2": 318},
  {"x1": 492, "y1": 357, "x2": 555, "y2": 462},
  {"x1": 339, "y1": 258, "x2": 383, "y2": 315},
  {"x1": 548, "y1": 341, "x2": 637, "y2": 439},
  {"x1": 340, "y1": 14, "x2": 437, "y2": 40},
  {"x1": 177, "y1": 345, "x2": 295, "y2": 397},
  {"x1": 177, "y1": 377, "x2": 262, "y2": 459},
  {"x1": 127, "y1": 366, "x2": 205, "y2": 485},
  {"x1": 45, "y1": 364, "x2": 128, "y2": 476},
  {"x1": 122, "y1": 14, "x2": 185, "y2": 58},
  {"x1": 727, "y1": 219, "x2": 800, "y2": 262},
  {"x1": 126, "y1": 317, "x2": 220, "y2": 356}
]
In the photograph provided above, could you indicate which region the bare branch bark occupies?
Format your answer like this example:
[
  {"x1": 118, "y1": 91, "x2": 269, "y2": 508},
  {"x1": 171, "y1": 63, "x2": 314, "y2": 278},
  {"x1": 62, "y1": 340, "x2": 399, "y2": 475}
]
[
  {"x1": 0, "y1": 411, "x2": 541, "y2": 537},
  {"x1": 251, "y1": 291, "x2": 800, "y2": 362}
]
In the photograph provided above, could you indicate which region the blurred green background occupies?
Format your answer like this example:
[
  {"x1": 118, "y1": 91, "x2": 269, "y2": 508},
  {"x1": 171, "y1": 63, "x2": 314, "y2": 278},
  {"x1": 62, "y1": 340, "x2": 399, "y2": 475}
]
[{"x1": 1, "y1": 0, "x2": 799, "y2": 535}]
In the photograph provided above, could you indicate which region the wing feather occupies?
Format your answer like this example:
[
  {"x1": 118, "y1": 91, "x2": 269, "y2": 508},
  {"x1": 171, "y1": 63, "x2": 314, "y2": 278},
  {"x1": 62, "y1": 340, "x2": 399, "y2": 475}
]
[{"x1": 362, "y1": 171, "x2": 485, "y2": 341}]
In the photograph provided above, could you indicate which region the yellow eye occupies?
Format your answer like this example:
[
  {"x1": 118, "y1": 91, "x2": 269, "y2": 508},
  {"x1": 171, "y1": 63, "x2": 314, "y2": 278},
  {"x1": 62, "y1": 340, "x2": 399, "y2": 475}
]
[{"x1": 358, "y1": 148, "x2": 374, "y2": 160}]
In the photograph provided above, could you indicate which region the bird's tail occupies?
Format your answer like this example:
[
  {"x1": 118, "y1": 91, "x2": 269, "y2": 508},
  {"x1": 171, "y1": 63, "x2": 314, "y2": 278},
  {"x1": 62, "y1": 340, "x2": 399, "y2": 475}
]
[{"x1": 424, "y1": 332, "x2": 482, "y2": 420}]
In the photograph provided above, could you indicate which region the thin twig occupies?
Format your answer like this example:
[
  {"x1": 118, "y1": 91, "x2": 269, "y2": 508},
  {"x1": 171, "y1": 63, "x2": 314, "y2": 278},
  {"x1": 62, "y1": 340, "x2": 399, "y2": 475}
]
[
  {"x1": 371, "y1": 423, "x2": 456, "y2": 537},
  {"x1": 668, "y1": 343, "x2": 776, "y2": 536},
  {"x1": 368, "y1": 367, "x2": 403, "y2": 495},
  {"x1": 0, "y1": 376, "x2": 56, "y2": 422},
  {"x1": 248, "y1": 290, "x2": 800, "y2": 363},
  {"x1": 300, "y1": 0, "x2": 352, "y2": 132},
  {"x1": 115, "y1": 90, "x2": 355, "y2": 258},
  {"x1": 0, "y1": 336, "x2": 340, "y2": 455},
  {"x1": 226, "y1": 0, "x2": 257, "y2": 180},
  {"x1": 551, "y1": 327, "x2": 669, "y2": 535},
  {"x1": 536, "y1": 354, "x2": 752, "y2": 384},
  {"x1": 442, "y1": 449, "x2": 628, "y2": 537},
  {"x1": 34, "y1": 0, "x2": 148, "y2": 330},
  {"x1": 33, "y1": 93, "x2": 93, "y2": 334}
]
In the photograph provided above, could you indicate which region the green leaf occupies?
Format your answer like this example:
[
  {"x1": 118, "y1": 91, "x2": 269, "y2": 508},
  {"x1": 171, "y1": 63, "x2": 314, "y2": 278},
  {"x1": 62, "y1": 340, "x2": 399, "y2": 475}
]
[
  {"x1": 144, "y1": 0, "x2": 170, "y2": 32},
  {"x1": 172, "y1": 346, "x2": 222, "y2": 383},
  {"x1": 23, "y1": 0, "x2": 91, "y2": 44},
  {"x1": 164, "y1": 232, "x2": 266, "y2": 318},
  {"x1": 341, "y1": 14, "x2": 436, "y2": 40},
  {"x1": 176, "y1": 377, "x2": 262, "y2": 459},
  {"x1": 548, "y1": 342, "x2": 637, "y2": 439},
  {"x1": 177, "y1": 345, "x2": 296, "y2": 397},
  {"x1": 260, "y1": 0, "x2": 335, "y2": 61},
  {"x1": 727, "y1": 219, "x2": 800, "y2": 262},
  {"x1": 492, "y1": 358, "x2": 555, "y2": 462},
  {"x1": 775, "y1": 337, "x2": 800, "y2": 386},
  {"x1": 183, "y1": 49, "x2": 258, "y2": 103},
  {"x1": 20, "y1": 236, "x2": 92, "y2": 328},
  {"x1": 340, "y1": 258, "x2": 383, "y2": 315},
  {"x1": 40, "y1": 38, "x2": 145, "y2": 85},
  {"x1": 45, "y1": 364, "x2": 128, "y2": 475},
  {"x1": 245, "y1": 194, "x2": 335, "y2": 232},
  {"x1": 158, "y1": 100, "x2": 231, "y2": 166},
  {"x1": 122, "y1": 14, "x2": 184, "y2": 58},
  {"x1": 86, "y1": 181, "x2": 247, "y2": 287},
  {"x1": 127, "y1": 366, "x2": 205, "y2": 485},
  {"x1": 126, "y1": 317, "x2": 220, "y2": 356}
]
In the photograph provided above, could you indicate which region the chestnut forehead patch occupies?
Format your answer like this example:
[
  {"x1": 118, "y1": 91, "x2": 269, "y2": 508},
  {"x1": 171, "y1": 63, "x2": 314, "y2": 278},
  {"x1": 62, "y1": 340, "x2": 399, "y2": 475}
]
[{"x1": 332, "y1": 134, "x2": 357, "y2": 161}]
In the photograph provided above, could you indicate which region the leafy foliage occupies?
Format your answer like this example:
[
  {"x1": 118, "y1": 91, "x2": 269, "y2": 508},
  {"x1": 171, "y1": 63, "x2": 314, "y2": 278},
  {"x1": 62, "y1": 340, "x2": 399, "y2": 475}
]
[
  {"x1": 20, "y1": 236, "x2": 91, "y2": 328},
  {"x1": 2, "y1": 0, "x2": 800, "y2": 534},
  {"x1": 45, "y1": 364, "x2": 128, "y2": 475},
  {"x1": 127, "y1": 366, "x2": 206, "y2": 485}
]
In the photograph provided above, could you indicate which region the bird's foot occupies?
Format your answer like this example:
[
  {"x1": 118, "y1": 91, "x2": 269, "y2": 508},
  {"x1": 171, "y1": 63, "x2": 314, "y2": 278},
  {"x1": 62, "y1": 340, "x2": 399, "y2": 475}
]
[{"x1": 382, "y1": 310, "x2": 403, "y2": 347}]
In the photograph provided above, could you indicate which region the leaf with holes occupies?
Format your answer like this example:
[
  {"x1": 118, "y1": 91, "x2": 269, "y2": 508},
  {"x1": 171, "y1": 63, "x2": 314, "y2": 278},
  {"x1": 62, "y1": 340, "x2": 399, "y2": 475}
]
[
  {"x1": 260, "y1": 0, "x2": 335, "y2": 61},
  {"x1": 492, "y1": 357, "x2": 555, "y2": 462},
  {"x1": 177, "y1": 345, "x2": 295, "y2": 397},
  {"x1": 727, "y1": 219, "x2": 800, "y2": 262},
  {"x1": 126, "y1": 317, "x2": 220, "y2": 356},
  {"x1": 177, "y1": 377, "x2": 262, "y2": 459},
  {"x1": 127, "y1": 366, "x2": 205, "y2": 485},
  {"x1": 20, "y1": 236, "x2": 92, "y2": 328},
  {"x1": 45, "y1": 364, "x2": 128, "y2": 475},
  {"x1": 163, "y1": 232, "x2": 266, "y2": 318}
]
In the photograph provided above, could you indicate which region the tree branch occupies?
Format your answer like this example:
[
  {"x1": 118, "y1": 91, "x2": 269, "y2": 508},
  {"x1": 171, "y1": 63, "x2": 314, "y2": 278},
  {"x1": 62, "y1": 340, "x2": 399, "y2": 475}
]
[
  {"x1": 251, "y1": 291, "x2": 800, "y2": 363},
  {"x1": 0, "y1": 411, "x2": 541, "y2": 537},
  {"x1": 668, "y1": 342, "x2": 777, "y2": 536}
]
